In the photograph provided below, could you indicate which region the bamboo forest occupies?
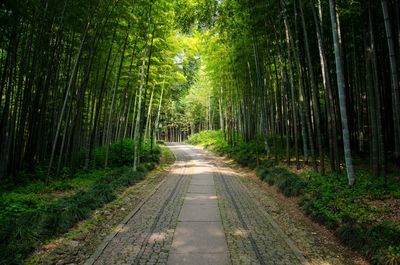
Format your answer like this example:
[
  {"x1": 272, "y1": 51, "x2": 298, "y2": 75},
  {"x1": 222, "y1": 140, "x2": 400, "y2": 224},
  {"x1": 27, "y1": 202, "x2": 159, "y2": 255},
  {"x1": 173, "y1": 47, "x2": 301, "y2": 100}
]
[{"x1": 1, "y1": 0, "x2": 400, "y2": 264}]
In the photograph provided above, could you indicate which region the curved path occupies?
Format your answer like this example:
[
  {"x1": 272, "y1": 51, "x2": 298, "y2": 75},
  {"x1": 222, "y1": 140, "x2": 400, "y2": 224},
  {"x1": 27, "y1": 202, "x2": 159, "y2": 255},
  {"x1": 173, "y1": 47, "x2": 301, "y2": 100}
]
[{"x1": 84, "y1": 143, "x2": 358, "y2": 265}]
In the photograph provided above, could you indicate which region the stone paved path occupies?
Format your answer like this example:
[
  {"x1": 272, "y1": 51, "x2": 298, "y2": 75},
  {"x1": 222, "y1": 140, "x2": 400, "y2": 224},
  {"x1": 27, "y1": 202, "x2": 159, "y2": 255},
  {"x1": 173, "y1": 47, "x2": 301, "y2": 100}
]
[
  {"x1": 167, "y1": 146, "x2": 228, "y2": 265},
  {"x1": 174, "y1": 145, "x2": 305, "y2": 265},
  {"x1": 85, "y1": 145, "x2": 192, "y2": 265},
  {"x1": 84, "y1": 143, "x2": 356, "y2": 265}
]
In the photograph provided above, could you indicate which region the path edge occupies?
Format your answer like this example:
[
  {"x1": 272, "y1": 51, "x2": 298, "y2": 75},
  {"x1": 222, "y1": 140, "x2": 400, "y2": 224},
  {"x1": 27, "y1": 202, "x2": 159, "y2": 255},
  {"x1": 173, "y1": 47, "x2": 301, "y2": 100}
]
[{"x1": 83, "y1": 172, "x2": 169, "y2": 265}]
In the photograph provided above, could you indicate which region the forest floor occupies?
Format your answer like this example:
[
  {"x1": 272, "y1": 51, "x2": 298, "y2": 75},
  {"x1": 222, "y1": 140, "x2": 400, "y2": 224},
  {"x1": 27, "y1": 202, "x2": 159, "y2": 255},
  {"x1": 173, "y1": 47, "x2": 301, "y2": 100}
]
[
  {"x1": 25, "y1": 146, "x2": 175, "y2": 265},
  {"x1": 30, "y1": 143, "x2": 369, "y2": 265}
]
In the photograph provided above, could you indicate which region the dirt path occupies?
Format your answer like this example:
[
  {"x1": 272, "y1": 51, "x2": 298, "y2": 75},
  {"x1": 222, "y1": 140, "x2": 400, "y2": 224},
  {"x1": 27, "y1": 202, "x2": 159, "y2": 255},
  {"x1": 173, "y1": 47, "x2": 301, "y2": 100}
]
[{"x1": 84, "y1": 143, "x2": 367, "y2": 265}]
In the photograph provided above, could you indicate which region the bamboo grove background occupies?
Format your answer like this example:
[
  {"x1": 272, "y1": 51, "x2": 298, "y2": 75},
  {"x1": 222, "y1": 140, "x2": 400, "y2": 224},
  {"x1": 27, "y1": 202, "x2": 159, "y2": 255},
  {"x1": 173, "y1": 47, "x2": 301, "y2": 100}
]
[
  {"x1": 1, "y1": 0, "x2": 400, "y2": 184},
  {"x1": 180, "y1": 0, "x2": 400, "y2": 185},
  {"x1": 0, "y1": 0, "x2": 201, "y2": 181}
]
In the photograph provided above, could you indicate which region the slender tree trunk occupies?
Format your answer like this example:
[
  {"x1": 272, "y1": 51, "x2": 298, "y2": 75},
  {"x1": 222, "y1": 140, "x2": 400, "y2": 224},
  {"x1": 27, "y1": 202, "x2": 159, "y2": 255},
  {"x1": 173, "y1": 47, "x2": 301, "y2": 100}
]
[
  {"x1": 280, "y1": 56, "x2": 291, "y2": 166},
  {"x1": 293, "y1": 1, "x2": 312, "y2": 167},
  {"x1": 369, "y1": 2, "x2": 386, "y2": 178},
  {"x1": 311, "y1": 0, "x2": 340, "y2": 172},
  {"x1": 144, "y1": 84, "x2": 155, "y2": 140},
  {"x1": 133, "y1": 3, "x2": 153, "y2": 171},
  {"x1": 46, "y1": 16, "x2": 92, "y2": 181},
  {"x1": 219, "y1": 88, "x2": 224, "y2": 131},
  {"x1": 152, "y1": 75, "x2": 165, "y2": 146},
  {"x1": 365, "y1": 35, "x2": 379, "y2": 178},
  {"x1": 104, "y1": 29, "x2": 129, "y2": 167},
  {"x1": 88, "y1": 29, "x2": 117, "y2": 167},
  {"x1": 329, "y1": 0, "x2": 355, "y2": 186},
  {"x1": 300, "y1": 0, "x2": 323, "y2": 172},
  {"x1": 283, "y1": 17, "x2": 300, "y2": 168}
]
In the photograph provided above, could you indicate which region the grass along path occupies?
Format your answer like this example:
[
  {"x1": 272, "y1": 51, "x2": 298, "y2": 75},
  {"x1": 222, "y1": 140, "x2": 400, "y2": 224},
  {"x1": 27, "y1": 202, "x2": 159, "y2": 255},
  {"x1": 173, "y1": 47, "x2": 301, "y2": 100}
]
[
  {"x1": 2, "y1": 145, "x2": 174, "y2": 265},
  {"x1": 25, "y1": 145, "x2": 175, "y2": 265}
]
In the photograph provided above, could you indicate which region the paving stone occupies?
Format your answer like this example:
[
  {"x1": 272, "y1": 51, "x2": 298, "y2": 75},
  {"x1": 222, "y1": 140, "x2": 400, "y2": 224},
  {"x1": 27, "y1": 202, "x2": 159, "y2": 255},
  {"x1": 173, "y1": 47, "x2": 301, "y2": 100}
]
[
  {"x1": 171, "y1": 221, "x2": 227, "y2": 254},
  {"x1": 187, "y1": 184, "x2": 216, "y2": 195},
  {"x1": 190, "y1": 175, "x2": 214, "y2": 186},
  {"x1": 178, "y1": 203, "x2": 221, "y2": 222},
  {"x1": 183, "y1": 194, "x2": 218, "y2": 206},
  {"x1": 185, "y1": 146, "x2": 307, "y2": 265}
]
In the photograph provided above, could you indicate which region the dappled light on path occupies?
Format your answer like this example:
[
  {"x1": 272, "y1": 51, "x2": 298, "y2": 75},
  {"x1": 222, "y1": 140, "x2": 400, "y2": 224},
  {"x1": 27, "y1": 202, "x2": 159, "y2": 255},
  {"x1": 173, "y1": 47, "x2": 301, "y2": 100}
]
[{"x1": 84, "y1": 143, "x2": 363, "y2": 265}]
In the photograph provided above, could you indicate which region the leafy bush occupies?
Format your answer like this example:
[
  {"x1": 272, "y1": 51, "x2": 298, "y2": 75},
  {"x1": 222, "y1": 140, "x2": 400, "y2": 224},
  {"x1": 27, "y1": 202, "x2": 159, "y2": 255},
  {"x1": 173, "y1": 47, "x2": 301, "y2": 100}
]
[
  {"x1": 336, "y1": 222, "x2": 400, "y2": 264},
  {"x1": 256, "y1": 164, "x2": 306, "y2": 197},
  {"x1": 94, "y1": 139, "x2": 135, "y2": 167},
  {"x1": 95, "y1": 139, "x2": 161, "y2": 168},
  {"x1": 141, "y1": 141, "x2": 161, "y2": 164},
  {"x1": 187, "y1": 130, "x2": 224, "y2": 146},
  {"x1": 109, "y1": 139, "x2": 136, "y2": 167}
]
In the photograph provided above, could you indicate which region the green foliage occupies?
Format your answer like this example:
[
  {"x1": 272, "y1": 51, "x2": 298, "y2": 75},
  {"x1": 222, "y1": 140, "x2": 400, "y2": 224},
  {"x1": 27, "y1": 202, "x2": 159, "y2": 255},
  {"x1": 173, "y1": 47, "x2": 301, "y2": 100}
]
[
  {"x1": 0, "y1": 143, "x2": 162, "y2": 264},
  {"x1": 335, "y1": 222, "x2": 400, "y2": 264},
  {"x1": 187, "y1": 130, "x2": 225, "y2": 146},
  {"x1": 94, "y1": 140, "x2": 135, "y2": 167},
  {"x1": 0, "y1": 167, "x2": 145, "y2": 264},
  {"x1": 300, "y1": 171, "x2": 400, "y2": 263},
  {"x1": 108, "y1": 140, "x2": 135, "y2": 167},
  {"x1": 382, "y1": 246, "x2": 400, "y2": 265},
  {"x1": 188, "y1": 130, "x2": 264, "y2": 168},
  {"x1": 228, "y1": 141, "x2": 264, "y2": 169},
  {"x1": 94, "y1": 139, "x2": 160, "y2": 168},
  {"x1": 257, "y1": 165, "x2": 307, "y2": 197},
  {"x1": 141, "y1": 141, "x2": 162, "y2": 164}
]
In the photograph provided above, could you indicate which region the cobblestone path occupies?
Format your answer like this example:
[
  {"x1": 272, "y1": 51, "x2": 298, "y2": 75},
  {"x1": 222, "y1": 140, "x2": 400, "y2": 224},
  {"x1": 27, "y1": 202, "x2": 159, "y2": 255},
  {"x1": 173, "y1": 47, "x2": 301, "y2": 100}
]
[
  {"x1": 85, "y1": 145, "x2": 193, "y2": 265},
  {"x1": 212, "y1": 158, "x2": 306, "y2": 264},
  {"x1": 182, "y1": 146, "x2": 306, "y2": 265},
  {"x1": 167, "y1": 145, "x2": 228, "y2": 265},
  {"x1": 85, "y1": 143, "x2": 360, "y2": 265}
]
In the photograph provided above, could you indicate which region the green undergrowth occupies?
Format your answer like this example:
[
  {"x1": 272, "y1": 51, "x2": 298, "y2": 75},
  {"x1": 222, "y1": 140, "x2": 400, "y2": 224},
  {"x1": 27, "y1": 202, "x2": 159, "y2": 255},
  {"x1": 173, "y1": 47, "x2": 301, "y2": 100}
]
[
  {"x1": 159, "y1": 142, "x2": 176, "y2": 166},
  {"x1": 256, "y1": 163, "x2": 306, "y2": 197},
  {"x1": 187, "y1": 130, "x2": 400, "y2": 264},
  {"x1": 188, "y1": 130, "x2": 264, "y2": 168},
  {"x1": 0, "y1": 140, "x2": 162, "y2": 265},
  {"x1": 300, "y1": 170, "x2": 400, "y2": 264}
]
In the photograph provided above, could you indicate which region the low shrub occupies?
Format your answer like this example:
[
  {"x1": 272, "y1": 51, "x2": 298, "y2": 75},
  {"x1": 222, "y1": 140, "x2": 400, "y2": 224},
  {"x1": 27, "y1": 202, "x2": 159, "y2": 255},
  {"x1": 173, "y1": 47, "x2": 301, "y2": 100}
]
[
  {"x1": 141, "y1": 141, "x2": 161, "y2": 164},
  {"x1": 256, "y1": 164, "x2": 306, "y2": 197},
  {"x1": 336, "y1": 222, "x2": 400, "y2": 264},
  {"x1": 0, "y1": 167, "x2": 145, "y2": 264},
  {"x1": 94, "y1": 139, "x2": 161, "y2": 168},
  {"x1": 188, "y1": 130, "x2": 264, "y2": 168},
  {"x1": 187, "y1": 130, "x2": 224, "y2": 146},
  {"x1": 381, "y1": 246, "x2": 400, "y2": 265},
  {"x1": 95, "y1": 139, "x2": 135, "y2": 167}
]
